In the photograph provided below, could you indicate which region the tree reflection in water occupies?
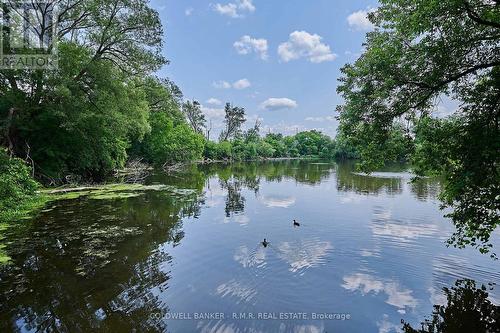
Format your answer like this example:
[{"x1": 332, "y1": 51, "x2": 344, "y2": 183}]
[
  {"x1": 403, "y1": 279, "x2": 499, "y2": 333},
  {"x1": 0, "y1": 190, "x2": 203, "y2": 332},
  {"x1": 0, "y1": 160, "x2": 484, "y2": 332}
]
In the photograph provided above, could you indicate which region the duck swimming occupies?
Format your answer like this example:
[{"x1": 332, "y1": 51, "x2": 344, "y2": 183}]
[
  {"x1": 293, "y1": 219, "x2": 301, "y2": 227},
  {"x1": 262, "y1": 239, "x2": 269, "y2": 247}
]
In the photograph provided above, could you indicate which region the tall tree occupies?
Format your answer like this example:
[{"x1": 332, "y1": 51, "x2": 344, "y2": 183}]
[
  {"x1": 220, "y1": 103, "x2": 246, "y2": 141},
  {"x1": 182, "y1": 100, "x2": 206, "y2": 135},
  {"x1": 143, "y1": 77, "x2": 184, "y2": 123},
  {"x1": 0, "y1": 0, "x2": 167, "y2": 180},
  {"x1": 244, "y1": 119, "x2": 261, "y2": 143},
  {"x1": 337, "y1": 0, "x2": 499, "y2": 255}
]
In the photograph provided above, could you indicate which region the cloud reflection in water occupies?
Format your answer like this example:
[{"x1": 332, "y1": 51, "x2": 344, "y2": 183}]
[{"x1": 342, "y1": 273, "x2": 418, "y2": 311}]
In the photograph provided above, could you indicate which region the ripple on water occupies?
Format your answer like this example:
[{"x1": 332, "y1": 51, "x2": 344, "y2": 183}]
[
  {"x1": 274, "y1": 238, "x2": 333, "y2": 275},
  {"x1": 431, "y1": 255, "x2": 500, "y2": 303},
  {"x1": 433, "y1": 255, "x2": 500, "y2": 282},
  {"x1": 215, "y1": 279, "x2": 258, "y2": 305},
  {"x1": 370, "y1": 207, "x2": 439, "y2": 251},
  {"x1": 233, "y1": 245, "x2": 267, "y2": 269}
]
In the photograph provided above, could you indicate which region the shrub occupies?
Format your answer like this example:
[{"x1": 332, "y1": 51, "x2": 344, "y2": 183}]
[
  {"x1": 0, "y1": 149, "x2": 46, "y2": 231},
  {"x1": 0, "y1": 149, "x2": 39, "y2": 213}
]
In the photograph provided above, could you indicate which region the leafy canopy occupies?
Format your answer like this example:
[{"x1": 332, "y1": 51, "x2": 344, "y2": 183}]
[{"x1": 337, "y1": 0, "x2": 500, "y2": 255}]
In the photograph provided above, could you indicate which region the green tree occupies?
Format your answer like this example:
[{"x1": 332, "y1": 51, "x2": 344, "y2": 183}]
[
  {"x1": 284, "y1": 136, "x2": 300, "y2": 157},
  {"x1": 204, "y1": 141, "x2": 232, "y2": 160},
  {"x1": 219, "y1": 103, "x2": 246, "y2": 142},
  {"x1": 294, "y1": 130, "x2": 334, "y2": 157},
  {"x1": 143, "y1": 77, "x2": 184, "y2": 124},
  {"x1": 141, "y1": 112, "x2": 204, "y2": 165},
  {"x1": 203, "y1": 141, "x2": 219, "y2": 160},
  {"x1": 244, "y1": 120, "x2": 261, "y2": 143},
  {"x1": 336, "y1": 0, "x2": 500, "y2": 255},
  {"x1": 264, "y1": 133, "x2": 287, "y2": 157},
  {"x1": 217, "y1": 141, "x2": 233, "y2": 160},
  {"x1": 1, "y1": 0, "x2": 166, "y2": 181},
  {"x1": 230, "y1": 138, "x2": 247, "y2": 160},
  {"x1": 257, "y1": 141, "x2": 275, "y2": 158},
  {"x1": 183, "y1": 100, "x2": 206, "y2": 135},
  {"x1": 15, "y1": 43, "x2": 151, "y2": 180},
  {"x1": 333, "y1": 132, "x2": 359, "y2": 160}
]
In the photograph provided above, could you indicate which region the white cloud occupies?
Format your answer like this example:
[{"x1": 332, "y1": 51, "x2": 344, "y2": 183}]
[
  {"x1": 234, "y1": 35, "x2": 268, "y2": 60},
  {"x1": 347, "y1": 9, "x2": 375, "y2": 31},
  {"x1": 261, "y1": 97, "x2": 298, "y2": 111},
  {"x1": 245, "y1": 113, "x2": 264, "y2": 125},
  {"x1": 206, "y1": 98, "x2": 222, "y2": 106},
  {"x1": 185, "y1": 7, "x2": 194, "y2": 16},
  {"x1": 201, "y1": 105, "x2": 225, "y2": 120},
  {"x1": 213, "y1": 79, "x2": 251, "y2": 90},
  {"x1": 305, "y1": 117, "x2": 324, "y2": 122},
  {"x1": 232, "y1": 78, "x2": 251, "y2": 89},
  {"x1": 305, "y1": 116, "x2": 336, "y2": 122},
  {"x1": 433, "y1": 96, "x2": 459, "y2": 118},
  {"x1": 237, "y1": 0, "x2": 255, "y2": 12},
  {"x1": 213, "y1": 0, "x2": 255, "y2": 18},
  {"x1": 261, "y1": 122, "x2": 304, "y2": 136},
  {"x1": 201, "y1": 105, "x2": 226, "y2": 139},
  {"x1": 212, "y1": 80, "x2": 231, "y2": 89},
  {"x1": 278, "y1": 31, "x2": 336, "y2": 63},
  {"x1": 213, "y1": 3, "x2": 238, "y2": 17}
]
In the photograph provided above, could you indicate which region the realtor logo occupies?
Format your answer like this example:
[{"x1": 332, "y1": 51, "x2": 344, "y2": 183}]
[{"x1": 0, "y1": 0, "x2": 58, "y2": 69}]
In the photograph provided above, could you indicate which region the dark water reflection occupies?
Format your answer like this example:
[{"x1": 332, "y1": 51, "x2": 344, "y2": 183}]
[{"x1": 0, "y1": 160, "x2": 498, "y2": 332}]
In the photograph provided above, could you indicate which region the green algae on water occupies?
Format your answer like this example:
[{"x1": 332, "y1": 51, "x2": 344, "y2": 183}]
[
  {"x1": 43, "y1": 183, "x2": 176, "y2": 201},
  {"x1": 89, "y1": 192, "x2": 142, "y2": 200}
]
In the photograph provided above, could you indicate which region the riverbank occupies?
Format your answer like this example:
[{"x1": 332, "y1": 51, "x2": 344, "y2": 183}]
[{"x1": 198, "y1": 156, "x2": 320, "y2": 164}]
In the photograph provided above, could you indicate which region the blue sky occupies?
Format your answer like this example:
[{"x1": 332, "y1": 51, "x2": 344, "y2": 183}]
[{"x1": 150, "y1": 0, "x2": 378, "y2": 138}]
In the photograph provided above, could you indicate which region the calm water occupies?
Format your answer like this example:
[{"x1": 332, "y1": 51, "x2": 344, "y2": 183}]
[{"x1": 1, "y1": 160, "x2": 499, "y2": 332}]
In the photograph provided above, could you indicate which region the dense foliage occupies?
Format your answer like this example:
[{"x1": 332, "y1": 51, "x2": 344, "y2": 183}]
[
  {"x1": 138, "y1": 112, "x2": 205, "y2": 165},
  {"x1": 203, "y1": 105, "x2": 349, "y2": 161},
  {"x1": 206, "y1": 127, "x2": 342, "y2": 161},
  {"x1": 0, "y1": 149, "x2": 42, "y2": 223},
  {"x1": 337, "y1": 0, "x2": 500, "y2": 255},
  {"x1": 0, "y1": 0, "x2": 203, "y2": 183}
]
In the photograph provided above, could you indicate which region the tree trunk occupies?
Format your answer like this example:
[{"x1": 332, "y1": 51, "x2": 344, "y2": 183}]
[{"x1": 4, "y1": 107, "x2": 16, "y2": 156}]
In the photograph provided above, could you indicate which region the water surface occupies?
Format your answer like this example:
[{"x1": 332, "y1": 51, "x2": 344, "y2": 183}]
[{"x1": 1, "y1": 160, "x2": 498, "y2": 332}]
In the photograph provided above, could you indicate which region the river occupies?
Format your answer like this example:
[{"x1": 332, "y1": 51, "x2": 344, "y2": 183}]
[{"x1": 1, "y1": 160, "x2": 498, "y2": 332}]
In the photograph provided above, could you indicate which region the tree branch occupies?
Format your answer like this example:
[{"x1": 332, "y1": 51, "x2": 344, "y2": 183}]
[{"x1": 463, "y1": 1, "x2": 500, "y2": 29}]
